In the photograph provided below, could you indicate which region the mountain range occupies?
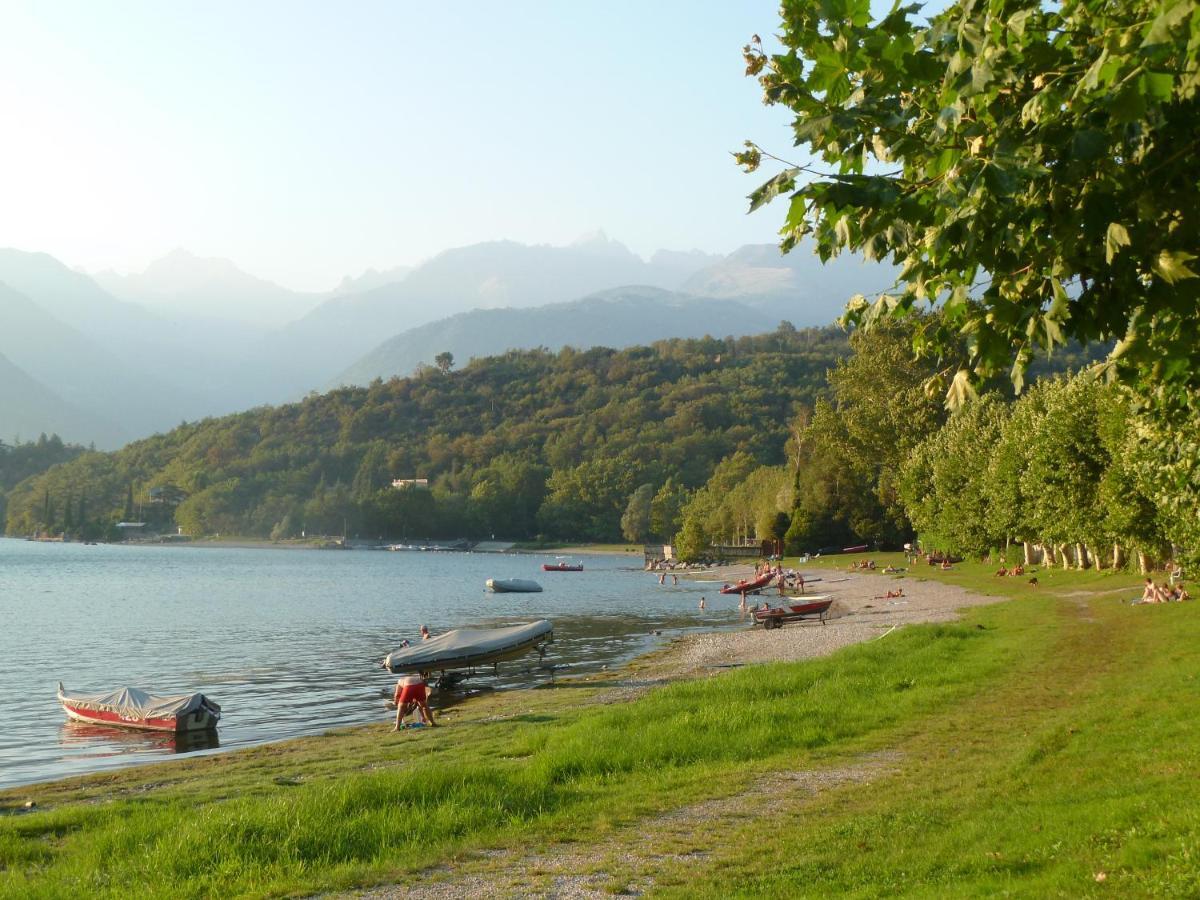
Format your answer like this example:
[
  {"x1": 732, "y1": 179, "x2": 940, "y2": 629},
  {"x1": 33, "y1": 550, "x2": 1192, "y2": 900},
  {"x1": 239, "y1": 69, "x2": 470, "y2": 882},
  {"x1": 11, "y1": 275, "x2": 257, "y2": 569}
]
[{"x1": 1, "y1": 236, "x2": 897, "y2": 450}]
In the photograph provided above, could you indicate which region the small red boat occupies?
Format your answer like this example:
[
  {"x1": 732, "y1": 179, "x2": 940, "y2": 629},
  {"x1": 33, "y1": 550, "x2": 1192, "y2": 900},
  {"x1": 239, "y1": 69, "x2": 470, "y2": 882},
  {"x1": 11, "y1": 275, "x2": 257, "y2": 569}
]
[
  {"x1": 753, "y1": 597, "x2": 833, "y2": 629},
  {"x1": 719, "y1": 573, "x2": 775, "y2": 595},
  {"x1": 542, "y1": 562, "x2": 583, "y2": 572},
  {"x1": 57, "y1": 682, "x2": 221, "y2": 732}
]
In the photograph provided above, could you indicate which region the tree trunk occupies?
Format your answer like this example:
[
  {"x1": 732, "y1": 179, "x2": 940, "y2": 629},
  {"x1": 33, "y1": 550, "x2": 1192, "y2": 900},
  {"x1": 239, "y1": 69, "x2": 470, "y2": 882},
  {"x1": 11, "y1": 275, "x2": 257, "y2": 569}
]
[
  {"x1": 1060, "y1": 544, "x2": 1072, "y2": 570},
  {"x1": 1075, "y1": 542, "x2": 1087, "y2": 570},
  {"x1": 1090, "y1": 545, "x2": 1103, "y2": 570},
  {"x1": 1112, "y1": 543, "x2": 1124, "y2": 570},
  {"x1": 1137, "y1": 550, "x2": 1149, "y2": 575},
  {"x1": 1023, "y1": 541, "x2": 1034, "y2": 566},
  {"x1": 1043, "y1": 543, "x2": 1056, "y2": 566}
]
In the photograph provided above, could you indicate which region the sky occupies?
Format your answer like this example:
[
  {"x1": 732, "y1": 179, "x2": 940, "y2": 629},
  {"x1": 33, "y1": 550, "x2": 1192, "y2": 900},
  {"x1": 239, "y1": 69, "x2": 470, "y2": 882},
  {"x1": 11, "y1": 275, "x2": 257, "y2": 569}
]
[{"x1": 0, "y1": 1, "x2": 800, "y2": 291}]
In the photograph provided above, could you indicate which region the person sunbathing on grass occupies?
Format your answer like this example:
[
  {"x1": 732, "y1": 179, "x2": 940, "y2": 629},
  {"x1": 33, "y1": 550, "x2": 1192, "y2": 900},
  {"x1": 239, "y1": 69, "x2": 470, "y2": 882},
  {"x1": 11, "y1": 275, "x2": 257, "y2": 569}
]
[
  {"x1": 940, "y1": 560, "x2": 953, "y2": 570},
  {"x1": 1170, "y1": 584, "x2": 1191, "y2": 602},
  {"x1": 1138, "y1": 578, "x2": 1162, "y2": 604},
  {"x1": 995, "y1": 566, "x2": 1009, "y2": 577}
]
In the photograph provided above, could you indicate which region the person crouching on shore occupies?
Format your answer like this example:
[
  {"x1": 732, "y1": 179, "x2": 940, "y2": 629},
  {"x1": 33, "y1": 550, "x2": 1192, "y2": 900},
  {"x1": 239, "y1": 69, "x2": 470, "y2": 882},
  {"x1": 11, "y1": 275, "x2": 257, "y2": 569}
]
[{"x1": 392, "y1": 672, "x2": 437, "y2": 730}]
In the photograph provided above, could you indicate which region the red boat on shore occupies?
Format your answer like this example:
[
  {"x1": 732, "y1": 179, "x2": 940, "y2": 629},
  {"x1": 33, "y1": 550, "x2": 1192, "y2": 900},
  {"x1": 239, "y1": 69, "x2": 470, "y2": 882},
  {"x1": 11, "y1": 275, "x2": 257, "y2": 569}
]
[
  {"x1": 753, "y1": 596, "x2": 834, "y2": 629},
  {"x1": 719, "y1": 573, "x2": 775, "y2": 595},
  {"x1": 542, "y1": 562, "x2": 583, "y2": 572},
  {"x1": 57, "y1": 682, "x2": 221, "y2": 733}
]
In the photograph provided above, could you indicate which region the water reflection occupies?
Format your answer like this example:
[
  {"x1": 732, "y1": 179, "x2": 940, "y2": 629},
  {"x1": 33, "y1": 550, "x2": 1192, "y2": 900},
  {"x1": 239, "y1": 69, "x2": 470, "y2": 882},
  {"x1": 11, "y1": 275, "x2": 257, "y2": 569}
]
[{"x1": 59, "y1": 721, "x2": 221, "y2": 757}]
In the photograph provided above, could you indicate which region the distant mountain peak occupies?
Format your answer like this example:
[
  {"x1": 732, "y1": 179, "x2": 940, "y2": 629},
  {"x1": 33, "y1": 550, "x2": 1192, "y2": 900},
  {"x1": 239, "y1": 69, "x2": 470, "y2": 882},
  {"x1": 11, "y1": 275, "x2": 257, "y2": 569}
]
[
  {"x1": 336, "y1": 265, "x2": 413, "y2": 296},
  {"x1": 143, "y1": 248, "x2": 262, "y2": 285},
  {"x1": 572, "y1": 228, "x2": 610, "y2": 245},
  {"x1": 569, "y1": 229, "x2": 638, "y2": 259}
]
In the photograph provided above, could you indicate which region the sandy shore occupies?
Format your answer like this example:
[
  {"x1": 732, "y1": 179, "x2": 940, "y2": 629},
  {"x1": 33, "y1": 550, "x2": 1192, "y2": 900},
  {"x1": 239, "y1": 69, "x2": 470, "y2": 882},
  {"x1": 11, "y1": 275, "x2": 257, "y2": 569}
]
[{"x1": 631, "y1": 567, "x2": 1004, "y2": 681}]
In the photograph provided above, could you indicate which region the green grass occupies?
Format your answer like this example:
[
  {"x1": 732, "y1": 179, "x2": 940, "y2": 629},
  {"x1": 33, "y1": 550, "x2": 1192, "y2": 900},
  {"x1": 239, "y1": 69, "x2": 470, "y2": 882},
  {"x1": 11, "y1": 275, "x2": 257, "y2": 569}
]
[
  {"x1": 652, "y1": 586, "x2": 1200, "y2": 897},
  {"x1": 3, "y1": 568, "x2": 1194, "y2": 897}
]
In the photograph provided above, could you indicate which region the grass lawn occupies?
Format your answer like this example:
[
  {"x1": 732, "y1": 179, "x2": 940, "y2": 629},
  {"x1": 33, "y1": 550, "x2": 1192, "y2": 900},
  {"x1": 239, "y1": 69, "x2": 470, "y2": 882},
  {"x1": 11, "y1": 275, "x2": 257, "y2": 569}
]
[{"x1": 3, "y1": 560, "x2": 1194, "y2": 897}]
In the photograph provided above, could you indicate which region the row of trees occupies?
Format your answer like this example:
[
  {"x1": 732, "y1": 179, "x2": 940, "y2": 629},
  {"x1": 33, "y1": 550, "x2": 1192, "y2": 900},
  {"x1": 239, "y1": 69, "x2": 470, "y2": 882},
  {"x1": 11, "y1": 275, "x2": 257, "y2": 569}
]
[
  {"x1": 661, "y1": 325, "x2": 1188, "y2": 570},
  {"x1": 899, "y1": 377, "x2": 1178, "y2": 572}
]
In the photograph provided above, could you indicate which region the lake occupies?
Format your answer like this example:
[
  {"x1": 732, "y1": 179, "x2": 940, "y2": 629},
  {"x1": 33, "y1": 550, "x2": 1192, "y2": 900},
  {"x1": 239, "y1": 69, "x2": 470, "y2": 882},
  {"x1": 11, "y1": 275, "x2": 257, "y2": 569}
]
[{"x1": 0, "y1": 539, "x2": 738, "y2": 789}]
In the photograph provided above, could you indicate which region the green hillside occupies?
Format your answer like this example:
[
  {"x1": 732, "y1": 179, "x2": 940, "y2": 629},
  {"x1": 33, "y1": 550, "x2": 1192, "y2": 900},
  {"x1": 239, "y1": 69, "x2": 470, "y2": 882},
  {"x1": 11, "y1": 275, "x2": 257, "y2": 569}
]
[{"x1": 3, "y1": 327, "x2": 850, "y2": 542}]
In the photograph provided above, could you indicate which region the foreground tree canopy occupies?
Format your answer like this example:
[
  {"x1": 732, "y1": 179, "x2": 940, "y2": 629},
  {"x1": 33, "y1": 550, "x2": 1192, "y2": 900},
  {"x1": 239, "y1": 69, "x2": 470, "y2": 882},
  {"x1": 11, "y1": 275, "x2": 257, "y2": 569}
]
[{"x1": 740, "y1": 0, "x2": 1200, "y2": 404}]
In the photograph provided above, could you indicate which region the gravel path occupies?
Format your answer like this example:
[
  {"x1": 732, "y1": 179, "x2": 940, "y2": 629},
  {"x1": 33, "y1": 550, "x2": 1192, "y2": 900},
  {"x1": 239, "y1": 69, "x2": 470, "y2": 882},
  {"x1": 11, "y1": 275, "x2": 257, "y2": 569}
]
[{"x1": 350, "y1": 750, "x2": 902, "y2": 899}]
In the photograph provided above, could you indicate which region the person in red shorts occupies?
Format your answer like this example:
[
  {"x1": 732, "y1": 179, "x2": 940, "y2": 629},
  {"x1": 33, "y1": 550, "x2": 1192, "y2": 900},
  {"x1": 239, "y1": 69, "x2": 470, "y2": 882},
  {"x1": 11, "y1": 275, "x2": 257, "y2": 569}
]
[{"x1": 392, "y1": 672, "x2": 437, "y2": 731}]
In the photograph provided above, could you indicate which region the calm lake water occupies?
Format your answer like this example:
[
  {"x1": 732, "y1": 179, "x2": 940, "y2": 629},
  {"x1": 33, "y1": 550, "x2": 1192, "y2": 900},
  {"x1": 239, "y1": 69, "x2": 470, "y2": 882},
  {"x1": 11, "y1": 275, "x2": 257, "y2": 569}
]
[{"x1": 0, "y1": 538, "x2": 739, "y2": 789}]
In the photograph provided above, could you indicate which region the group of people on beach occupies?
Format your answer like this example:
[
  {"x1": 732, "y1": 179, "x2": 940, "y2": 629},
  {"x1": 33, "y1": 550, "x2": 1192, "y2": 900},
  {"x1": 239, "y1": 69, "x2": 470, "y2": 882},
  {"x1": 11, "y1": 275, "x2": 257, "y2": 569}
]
[{"x1": 1137, "y1": 578, "x2": 1190, "y2": 604}]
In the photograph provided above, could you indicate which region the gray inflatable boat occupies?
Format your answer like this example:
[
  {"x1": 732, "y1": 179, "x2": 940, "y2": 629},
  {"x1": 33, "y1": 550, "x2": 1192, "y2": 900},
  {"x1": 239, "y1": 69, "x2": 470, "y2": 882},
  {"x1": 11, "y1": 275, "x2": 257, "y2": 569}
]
[{"x1": 382, "y1": 620, "x2": 553, "y2": 674}]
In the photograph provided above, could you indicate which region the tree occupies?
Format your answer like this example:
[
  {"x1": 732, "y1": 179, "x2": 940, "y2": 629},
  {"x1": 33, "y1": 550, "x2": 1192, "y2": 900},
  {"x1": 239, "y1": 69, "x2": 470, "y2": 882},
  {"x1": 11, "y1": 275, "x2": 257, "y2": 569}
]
[
  {"x1": 352, "y1": 441, "x2": 390, "y2": 500},
  {"x1": 899, "y1": 394, "x2": 1007, "y2": 555},
  {"x1": 740, "y1": 0, "x2": 1200, "y2": 406},
  {"x1": 434, "y1": 352, "x2": 455, "y2": 374},
  {"x1": 650, "y1": 477, "x2": 689, "y2": 543},
  {"x1": 620, "y1": 483, "x2": 655, "y2": 542},
  {"x1": 788, "y1": 323, "x2": 944, "y2": 549}
]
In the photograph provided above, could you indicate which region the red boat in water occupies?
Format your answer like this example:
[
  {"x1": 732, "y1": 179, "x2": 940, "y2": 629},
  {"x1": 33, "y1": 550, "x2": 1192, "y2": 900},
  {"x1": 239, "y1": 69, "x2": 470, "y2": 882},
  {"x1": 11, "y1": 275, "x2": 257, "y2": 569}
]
[
  {"x1": 753, "y1": 596, "x2": 833, "y2": 629},
  {"x1": 57, "y1": 682, "x2": 221, "y2": 733},
  {"x1": 542, "y1": 562, "x2": 583, "y2": 572},
  {"x1": 719, "y1": 573, "x2": 775, "y2": 595}
]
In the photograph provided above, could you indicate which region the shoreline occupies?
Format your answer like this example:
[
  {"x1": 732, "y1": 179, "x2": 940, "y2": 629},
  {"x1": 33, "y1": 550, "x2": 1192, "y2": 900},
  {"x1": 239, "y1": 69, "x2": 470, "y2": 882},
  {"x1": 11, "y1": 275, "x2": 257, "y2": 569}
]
[
  {"x1": 616, "y1": 567, "x2": 1004, "y2": 683},
  {"x1": 31, "y1": 537, "x2": 645, "y2": 555},
  {"x1": 1, "y1": 566, "x2": 1001, "y2": 800}
]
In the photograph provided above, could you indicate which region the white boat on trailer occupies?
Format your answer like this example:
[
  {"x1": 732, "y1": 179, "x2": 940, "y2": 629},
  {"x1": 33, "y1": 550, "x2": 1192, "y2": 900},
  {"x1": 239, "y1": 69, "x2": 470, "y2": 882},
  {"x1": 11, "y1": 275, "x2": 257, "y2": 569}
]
[{"x1": 382, "y1": 620, "x2": 554, "y2": 679}]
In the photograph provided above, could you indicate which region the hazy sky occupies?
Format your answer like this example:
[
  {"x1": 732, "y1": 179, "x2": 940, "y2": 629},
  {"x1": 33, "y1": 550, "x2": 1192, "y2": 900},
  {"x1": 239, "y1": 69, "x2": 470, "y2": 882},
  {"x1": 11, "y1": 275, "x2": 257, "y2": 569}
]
[{"x1": 0, "y1": 1, "x2": 799, "y2": 291}]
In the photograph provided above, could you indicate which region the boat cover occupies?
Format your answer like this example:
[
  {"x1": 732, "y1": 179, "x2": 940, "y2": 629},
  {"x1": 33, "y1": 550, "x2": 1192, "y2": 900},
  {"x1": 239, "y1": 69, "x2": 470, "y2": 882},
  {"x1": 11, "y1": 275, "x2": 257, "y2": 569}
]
[
  {"x1": 486, "y1": 578, "x2": 543, "y2": 592},
  {"x1": 383, "y1": 620, "x2": 553, "y2": 673},
  {"x1": 57, "y1": 684, "x2": 220, "y2": 719}
]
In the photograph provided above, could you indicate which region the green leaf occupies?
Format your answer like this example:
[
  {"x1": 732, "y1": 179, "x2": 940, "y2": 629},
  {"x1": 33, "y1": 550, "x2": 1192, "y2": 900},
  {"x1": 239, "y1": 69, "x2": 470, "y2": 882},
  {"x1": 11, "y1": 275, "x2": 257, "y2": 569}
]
[
  {"x1": 943, "y1": 285, "x2": 969, "y2": 320},
  {"x1": 1072, "y1": 129, "x2": 1107, "y2": 161},
  {"x1": 747, "y1": 169, "x2": 799, "y2": 213},
  {"x1": 1143, "y1": 0, "x2": 1193, "y2": 47},
  {"x1": 1105, "y1": 222, "x2": 1131, "y2": 265},
  {"x1": 1109, "y1": 84, "x2": 1147, "y2": 123},
  {"x1": 1152, "y1": 249, "x2": 1199, "y2": 284},
  {"x1": 1142, "y1": 71, "x2": 1175, "y2": 101},
  {"x1": 1007, "y1": 7, "x2": 1032, "y2": 38}
]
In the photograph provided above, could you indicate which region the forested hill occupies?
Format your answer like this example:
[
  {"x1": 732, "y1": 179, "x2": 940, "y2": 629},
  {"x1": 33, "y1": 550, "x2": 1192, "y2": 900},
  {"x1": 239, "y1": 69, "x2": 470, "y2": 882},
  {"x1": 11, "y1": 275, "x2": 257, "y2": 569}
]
[{"x1": 4, "y1": 326, "x2": 850, "y2": 542}]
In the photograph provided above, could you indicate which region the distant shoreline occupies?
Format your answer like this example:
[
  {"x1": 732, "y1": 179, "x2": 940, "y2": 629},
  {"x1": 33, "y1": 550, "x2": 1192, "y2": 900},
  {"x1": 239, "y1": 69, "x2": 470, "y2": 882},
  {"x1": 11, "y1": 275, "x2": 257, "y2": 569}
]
[{"x1": 97, "y1": 537, "x2": 645, "y2": 555}]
